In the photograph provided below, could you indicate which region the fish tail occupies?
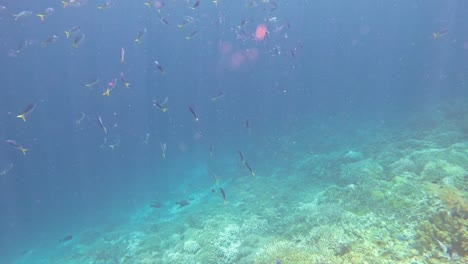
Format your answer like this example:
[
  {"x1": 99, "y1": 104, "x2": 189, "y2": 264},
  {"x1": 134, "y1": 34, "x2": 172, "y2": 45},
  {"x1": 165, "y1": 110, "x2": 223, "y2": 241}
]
[
  {"x1": 62, "y1": 1, "x2": 69, "y2": 8},
  {"x1": 37, "y1": 14, "x2": 45, "y2": 21},
  {"x1": 72, "y1": 43, "x2": 77, "y2": 48},
  {"x1": 20, "y1": 147, "x2": 27, "y2": 155},
  {"x1": 102, "y1": 90, "x2": 110, "y2": 96},
  {"x1": 162, "y1": 153, "x2": 166, "y2": 159},
  {"x1": 64, "y1": 31, "x2": 70, "y2": 39},
  {"x1": 16, "y1": 114, "x2": 26, "y2": 122},
  {"x1": 251, "y1": 171, "x2": 256, "y2": 177},
  {"x1": 223, "y1": 200, "x2": 227, "y2": 206}
]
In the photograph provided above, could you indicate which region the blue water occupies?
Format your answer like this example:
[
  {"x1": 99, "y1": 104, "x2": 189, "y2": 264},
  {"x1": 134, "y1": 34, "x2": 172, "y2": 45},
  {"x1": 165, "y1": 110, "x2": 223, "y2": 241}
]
[{"x1": 1, "y1": 0, "x2": 467, "y2": 263}]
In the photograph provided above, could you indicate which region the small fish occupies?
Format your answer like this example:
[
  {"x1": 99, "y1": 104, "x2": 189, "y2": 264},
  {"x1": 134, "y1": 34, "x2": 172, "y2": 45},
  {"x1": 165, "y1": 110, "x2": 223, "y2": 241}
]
[
  {"x1": 62, "y1": 0, "x2": 87, "y2": 8},
  {"x1": 212, "y1": 172, "x2": 219, "y2": 185},
  {"x1": 41, "y1": 35, "x2": 59, "y2": 47},
  {"x1": 177, "y1": 16, "x2": 194, "y2": 28},
  {"x1": 84, "y1": 78, "x2": 99, "y2": 88},
  {"x1": 154, "y1": 60, "x2": 164, "y2": 73},
  {"x1": 120, "y1": 48, "x2": 125, "y2": 63},
  {"x1": 98, "y1": 115, "x2": 107, "y2": 134},
  {"x1": 65, "y1": 26, "x2": 80, "y2": 39},
  {"x1": 209, "y1": 144, "x2": 214, "y2": 157},
  {"x1": 188, "y1": 106, "x2": 199, "y2": 122},
  {"x1": 58, "y1": 235, "x2": 73, "y2": 243},
  {"x1": 176, "y1": 200, "x2": 190, "y2": 208},
  {"x1": 6, "y1": 140, "x2": 28, "y2": 155},
  {"x1": 13, "y1": 11, "x2": 32, "y2": 21},
  {"x1": 120, "y1": 72, "x2": 130, "y2": 88},
  {"x1": 191, "y1": 0, "x2": 200, "y2": 9},
  {"x1": 143, "y1": 133, "x2": 150, "y2": 144},
  {"x1": 150, "y1": 202, "x2": 162, "y2": 208},
  {"x1": 0, "y1": 164, "x2": 13, "y2": 176},
  {"x1": 160, "y1": 142, "x2": 167, "y2": 159},
  {"x1": 210, "y1": 92, "x2": 225, "y2": 101},
  {"x1": 75, "y1": 112, "x2": 86, "y2": 126},
  {"x1": 134, "y1": 28, "x2": 147, "y2": 43},
  {"x1": 17, "y1": 103, "x2": 36, "y2": 122},
  {"x1": 159, "y1": 17, "x2": 170, "y2": 25},
  {"x1": 153, "y1": 97, "x2": 168, "y2": 112},
  {"x1": 72, "y1": 34, "x2": 85, "y2": 48},
  {"x1": 433, "y1": 29, "x2": 448, "y2": 39},
  {"x1": 37, "y1": 7, "x2": 54, "y2": 21},
  {"x1": 102, "y1": 78, "x2": 117, "y2": 96},
  {"x1": 244, "y1": 161, "x2": 255, "y2": 176},
  {"x1": 97, "y1": 0, "x2": 113, "y2": 11},
  {"x1": 185, "y1": 30, "x2": 198, "y2": 40},
  {"x1": 237, "y1": 150, "x2": 245, "y2": 163},
  {"x1": 219, "y1": 187, "x2": 226, "y2": 205}
]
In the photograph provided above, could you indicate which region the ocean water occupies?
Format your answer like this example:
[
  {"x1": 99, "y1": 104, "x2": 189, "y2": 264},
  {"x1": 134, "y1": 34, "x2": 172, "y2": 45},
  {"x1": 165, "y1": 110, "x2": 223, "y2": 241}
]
[{"x1": 0, "y1": 0, "x2": 467, "y2": 263}]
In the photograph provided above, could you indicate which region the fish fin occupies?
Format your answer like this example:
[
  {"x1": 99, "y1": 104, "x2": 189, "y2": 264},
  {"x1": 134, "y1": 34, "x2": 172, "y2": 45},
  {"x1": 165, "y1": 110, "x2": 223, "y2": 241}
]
[
  {"x1": 102, "y1": 90, "x2": 110, "y2": 96},
  {"x1": 16, "y1": 114, "x2": 26, "y2": 122},
  {"x1": 37, "y1": 14, "x2": 45, "y2": 21},
  {"x1": 20, "y1": 147, "x2": 27, "y2": 155},
  {"x1": 144, "y1": 3, "x2": 150, "y2": 7}
]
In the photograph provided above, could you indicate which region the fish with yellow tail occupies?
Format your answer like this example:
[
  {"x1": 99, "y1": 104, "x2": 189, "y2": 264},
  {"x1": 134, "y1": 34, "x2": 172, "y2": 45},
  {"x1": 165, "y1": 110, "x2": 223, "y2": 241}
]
[
  {"x1": 153, "y1": 97, "x2": 168, "y2": 112},
  {"x1": 17, "y1": 103, "x2": 36, "y2": 122},
  {"x1": 120, "y1": 73, "x2": 130, "y2": 88},
  {"x1": 134, "y1": 28, "x2": 147, "y2": 43},
  {"x1": 6, "y1": 140, "x2": 28, "y2": 155},
  {"x1": 219, "y1": 187, "x2": 227, "y2": 206},
  {"x1": 102, "y1": 78, "x2": 117, "y2": 96},
  {"x1": 238, "y1": 150, "x2": 255, "y2": 176},
  {"x1": 64, "y1": 26, "x2": 80, "y2": 39},
  {"x1": 36, "y1": 7, "x2": 54, "y2": 21},
  {"x1": 432, "y1": 29, "x2": 448, "y2": 39}
]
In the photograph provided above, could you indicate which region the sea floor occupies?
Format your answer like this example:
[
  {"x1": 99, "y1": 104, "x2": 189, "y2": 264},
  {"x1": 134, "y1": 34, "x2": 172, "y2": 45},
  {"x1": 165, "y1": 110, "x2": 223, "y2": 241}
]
[{"x1": 11, "y1": 102, "x2": 468, "y2": 264}]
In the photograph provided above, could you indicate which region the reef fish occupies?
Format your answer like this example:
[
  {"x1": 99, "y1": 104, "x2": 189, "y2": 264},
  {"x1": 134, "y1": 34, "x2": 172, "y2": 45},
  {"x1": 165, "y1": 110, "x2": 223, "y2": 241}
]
[{"x1": 176, "y1": 200, "x2": 190, "y2": 208}]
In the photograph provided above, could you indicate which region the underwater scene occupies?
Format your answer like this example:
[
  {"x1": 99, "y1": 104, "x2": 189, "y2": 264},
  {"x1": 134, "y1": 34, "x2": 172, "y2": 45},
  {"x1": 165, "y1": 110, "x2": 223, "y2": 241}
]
[{"x1": 0, "y1": 0, "x2": 467, "y2": 263}]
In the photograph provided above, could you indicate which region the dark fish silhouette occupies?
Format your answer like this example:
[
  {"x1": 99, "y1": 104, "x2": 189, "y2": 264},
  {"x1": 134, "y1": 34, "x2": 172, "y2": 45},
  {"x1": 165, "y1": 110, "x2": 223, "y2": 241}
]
[
  {"x1": 176, "y1": 200, "x2": 189, "y2": 208},
  {"x1": 150, "y1": 202, "x2": 162, "y2": 209},
  {"x1": 59, "y1": 235, "x2": 73, "y2": 243}
]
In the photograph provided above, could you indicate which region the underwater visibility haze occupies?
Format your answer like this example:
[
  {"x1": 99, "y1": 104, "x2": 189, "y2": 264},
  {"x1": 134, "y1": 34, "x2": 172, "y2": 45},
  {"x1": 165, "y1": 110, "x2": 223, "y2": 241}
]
[{"x1": 0, "y1": 0, "x2": 467, "y2": 263}]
